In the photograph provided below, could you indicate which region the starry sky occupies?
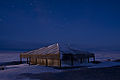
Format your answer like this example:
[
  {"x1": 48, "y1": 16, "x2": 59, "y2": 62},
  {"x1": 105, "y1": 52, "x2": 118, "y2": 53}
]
[{"x1": 0, "y1": 0, "x2": 120, "y2": 51}]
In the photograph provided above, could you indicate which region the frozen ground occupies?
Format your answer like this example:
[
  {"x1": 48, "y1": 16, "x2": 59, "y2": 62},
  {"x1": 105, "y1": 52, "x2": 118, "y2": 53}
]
[
  {"x1": 0, "y1": 51, "x2": 120, "y2": 80},
  {"x1": 95, "y1": 51, "x2": 120, "y2": 61},
  {"x1": 0, "y1": 52, "x2": 20, "y2": 63},
  {"x1": 23, "y1": 66, "x2": 120, "y2": 80},
  {"x1": 0, "y1": 61, "x2": 120, "y2": 80},
  {"x1": 0, "y1": 64, "x2": 63, "y2": 80},
  {"x1": 88, "y1": 61, "x2": 120, "y2": 68}
]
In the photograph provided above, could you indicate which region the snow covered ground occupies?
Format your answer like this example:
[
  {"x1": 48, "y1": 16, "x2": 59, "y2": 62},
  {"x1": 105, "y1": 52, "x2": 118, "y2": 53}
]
[
  {"x1": 95, "y1": 51, "x2": 120, "y2": 61},
  {"x1": 0, "y1": 51, "x2": 120, "y2": 80},
  {"x1": 0, "y1": 64, "x2": 63, "y2": 80},
  {"x1": 0, "y1": 61, "x2": 120, "y2": 80},
  {"x1": 0, "y1": 52, "x2": 20, "y2": 63},
  {"x1": 88, "y1": 61, "x2": 120, "y2": 68}
]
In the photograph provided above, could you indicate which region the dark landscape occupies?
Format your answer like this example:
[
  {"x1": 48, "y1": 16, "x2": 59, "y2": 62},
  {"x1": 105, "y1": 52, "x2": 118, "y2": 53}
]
[{"x1": 18, "y1": 66, "x2": 120, "y2": 80}]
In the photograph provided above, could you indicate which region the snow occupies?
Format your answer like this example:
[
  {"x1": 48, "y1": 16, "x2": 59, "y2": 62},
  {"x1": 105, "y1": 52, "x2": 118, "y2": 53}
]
[
  {"x1": 0, "y1": 52, "x2": 20, "y2": 63},
  {"x1": 1, "y1": 61, "x2": 120, "y2": 80},
  {"x1": 62, "y1": 61, "x2": 120, "y2": 68},
  {"x1": 0, "y1": 51, "x2": 120, "y2": 80},
  {"x1": 95, "y1": 51, "x2": 120, "y2": 61},
  {"x1": 0, "y1": 64, "x2": 62, "y2": 80},
  {"x1": 88, "y1": 61, "x2": 120, "y2": 68}
]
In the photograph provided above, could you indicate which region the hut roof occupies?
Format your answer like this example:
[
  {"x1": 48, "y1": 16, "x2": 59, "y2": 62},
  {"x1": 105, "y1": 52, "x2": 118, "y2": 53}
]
[
  {"x1": 22, "y1": 43, "x2": 59, "y2": 55},
  {"x1": 21, "y1": 43, "x2": 94, "y2": 55}
]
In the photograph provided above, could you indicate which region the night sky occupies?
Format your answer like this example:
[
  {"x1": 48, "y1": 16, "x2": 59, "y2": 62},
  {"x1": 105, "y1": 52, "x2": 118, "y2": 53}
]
[{"x1": 0, "y1": 0, "x2": 120, "y2": 51}]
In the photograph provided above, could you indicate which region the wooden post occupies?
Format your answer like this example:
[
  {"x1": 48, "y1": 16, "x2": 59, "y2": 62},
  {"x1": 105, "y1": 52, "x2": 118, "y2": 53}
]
[
  {"x1": 80, "y1": 58, "x2": 83, "y2": 63},
  {"x1": 20, "y1": 57, "x2": 22, "y2": 64},
  {"x1": 59, "y1": 59, "x2": 61, "y2": 68},
  {"x1": 46, "y1": 58, "x2": 48, "y2": 67},
  {"x1": 93, "y1": 57, "x2": 95, "y2": 61},
  {"x1": 27, "y1": 58, "x2": 28, "y2": 64},
  {"x1": 88, "y1": 57, "x2": 89, "y2": 63},
  {"x1": 71, "y1": 55, "x2": 74, "y2": 66},
  {"x1": 35, "y1": 58, "x2": 37, "y2": 64},
  {"x1": 29, "y1": 57, "x2": 31, "y2": 65}
]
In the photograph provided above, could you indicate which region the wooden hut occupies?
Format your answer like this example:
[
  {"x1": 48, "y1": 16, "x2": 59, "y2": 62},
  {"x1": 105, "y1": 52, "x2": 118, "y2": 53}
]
[{"x1": 20, "y1": 43, "x2": 95, "y2": 67}]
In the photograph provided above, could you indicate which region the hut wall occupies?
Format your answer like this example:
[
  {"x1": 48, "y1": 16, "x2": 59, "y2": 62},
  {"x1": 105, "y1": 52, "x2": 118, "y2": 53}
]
[
  {"x1": 37, "y1": 58, "x2": 46, "y2": 65},
  {"x1": 28, "y1": 53, "x2": 60, "y2": 66},
  {"x1": 30, "y1": 57, "x2": 37, "y2": 65},
  {"x1": 47, "y1": 59, "x2": 60, "y2": 66},
  {"x1": 61, "y1": 53, "x2": 95, "y2": 66}
]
